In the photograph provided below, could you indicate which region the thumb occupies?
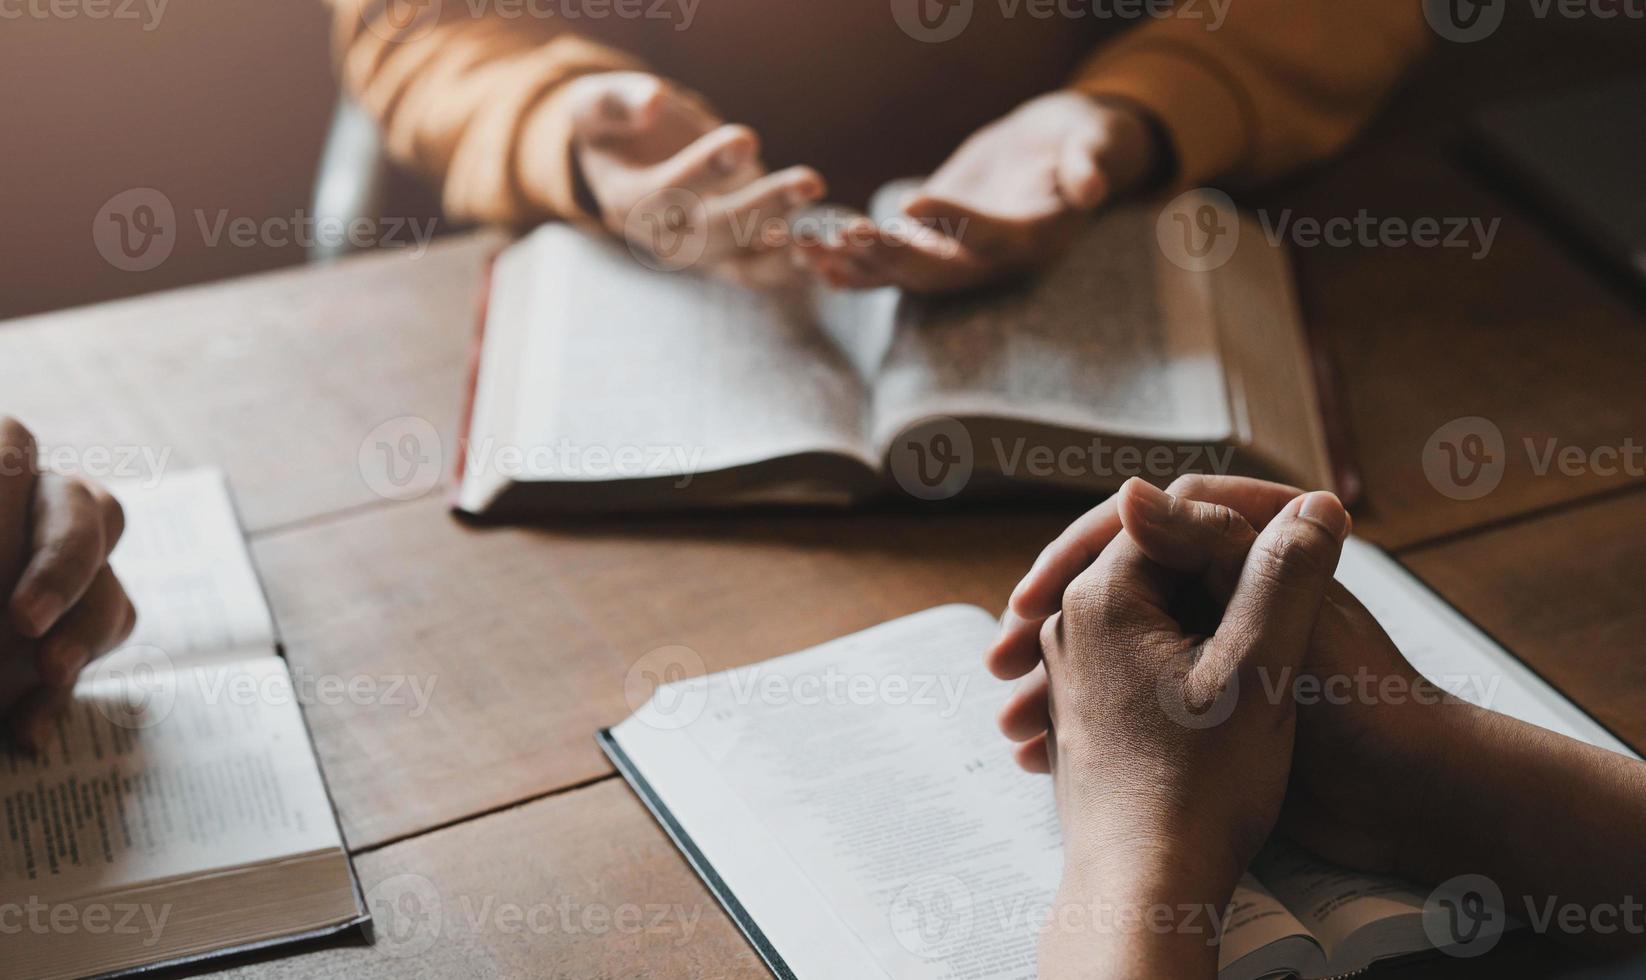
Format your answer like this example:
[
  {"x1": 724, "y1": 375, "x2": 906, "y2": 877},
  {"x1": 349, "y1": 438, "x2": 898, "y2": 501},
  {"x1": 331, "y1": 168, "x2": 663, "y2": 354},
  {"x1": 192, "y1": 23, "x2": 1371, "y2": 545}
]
[
  {"x1": 1057, "y1": 130, "x2": 1109, "y2": 211},
  {"x1": 568, "y1": 73, "x2": 667, "y2": 142},
  {"x1": 1202, "y1": 491, "x2": 1349, "y2": 682}
]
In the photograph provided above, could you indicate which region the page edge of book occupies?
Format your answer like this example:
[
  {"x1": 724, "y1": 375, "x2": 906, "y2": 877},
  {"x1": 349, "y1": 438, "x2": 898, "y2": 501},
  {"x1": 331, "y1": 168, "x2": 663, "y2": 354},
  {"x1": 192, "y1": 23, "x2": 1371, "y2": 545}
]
[
  {"x1": 93, "y1": 471, "x2": 372, "y2": 977},
  {"x1": 210, "y1": 471, "x2": 372, "y2": 943},
  {"x1": 450, "y1": 245, "x2": 504, "y2": 516},
  {"x1": 80, "y1": 910, "x2": 370, "y2": 980},
  {"x1": 596, "y1": 727, "x2": 800, "y2": 980}
]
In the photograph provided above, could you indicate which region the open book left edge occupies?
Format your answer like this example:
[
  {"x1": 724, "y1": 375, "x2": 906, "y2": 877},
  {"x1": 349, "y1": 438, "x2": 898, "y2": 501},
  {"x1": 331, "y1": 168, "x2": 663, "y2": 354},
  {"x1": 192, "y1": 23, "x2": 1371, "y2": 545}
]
[{"x1": 1, "y1": 469, "x2": 369, "y2": 980}]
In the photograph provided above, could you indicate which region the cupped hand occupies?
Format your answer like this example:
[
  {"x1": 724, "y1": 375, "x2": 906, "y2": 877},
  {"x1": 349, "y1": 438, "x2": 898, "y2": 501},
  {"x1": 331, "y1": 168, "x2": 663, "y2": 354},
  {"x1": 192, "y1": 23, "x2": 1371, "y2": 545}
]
[
  {"x1": 1, "y1": 418, "x2": 136, "y2": 751},
  {"x1": 993, "y1": 475, "x2": 1449, "y2": 875},
  {"x1": 564, "y1": 72, "x2": 825, "y2": 286},
  {"x1": 797, "y1": 93, "x2": 1162, "y2": 293}
]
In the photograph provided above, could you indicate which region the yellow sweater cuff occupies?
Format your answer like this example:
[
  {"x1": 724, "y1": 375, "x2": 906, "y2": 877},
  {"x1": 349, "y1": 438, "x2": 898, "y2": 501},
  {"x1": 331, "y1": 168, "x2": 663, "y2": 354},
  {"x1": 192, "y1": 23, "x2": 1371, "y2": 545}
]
[
  {"x1": 458, "y1": 35, "x2": 641, "y2": 230},
  {"x1": 1071, "y1": 41, "x2": 1256, "y2": 192},
  {"x1": 515, "y1": 79, "x2": 603, "y2": 231}
]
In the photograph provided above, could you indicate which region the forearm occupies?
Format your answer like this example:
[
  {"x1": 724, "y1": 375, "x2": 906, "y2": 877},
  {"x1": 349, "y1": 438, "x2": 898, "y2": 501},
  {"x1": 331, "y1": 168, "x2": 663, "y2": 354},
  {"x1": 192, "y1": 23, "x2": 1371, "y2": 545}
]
[
  {"x1": 322, "y1": 0, "x2": 642, "y2": 226},
  {"x1": 1402, "y1": 704, "x2": 1646, "y2": 952},
  {"x1": 1044, "y1": 833, "x2": 1240, "y2": 979}
]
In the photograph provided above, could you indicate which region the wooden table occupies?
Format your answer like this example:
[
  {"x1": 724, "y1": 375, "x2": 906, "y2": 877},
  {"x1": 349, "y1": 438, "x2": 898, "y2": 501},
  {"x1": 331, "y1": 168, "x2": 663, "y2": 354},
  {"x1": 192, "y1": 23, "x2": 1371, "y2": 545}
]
[{"x1": 5, "y1": 11, "x2": 1644, "y2": 978}]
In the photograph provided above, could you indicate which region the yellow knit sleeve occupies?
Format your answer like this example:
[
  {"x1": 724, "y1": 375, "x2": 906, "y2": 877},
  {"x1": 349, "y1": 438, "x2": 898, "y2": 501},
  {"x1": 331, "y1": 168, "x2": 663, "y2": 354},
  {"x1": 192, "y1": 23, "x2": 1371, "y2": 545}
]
[
  {"x1": 325, "y1": 0, "x2": 645, "y2": 226},
  {"x1": 1070, "y1": 0, "x2": 1430, "y2": 189}
]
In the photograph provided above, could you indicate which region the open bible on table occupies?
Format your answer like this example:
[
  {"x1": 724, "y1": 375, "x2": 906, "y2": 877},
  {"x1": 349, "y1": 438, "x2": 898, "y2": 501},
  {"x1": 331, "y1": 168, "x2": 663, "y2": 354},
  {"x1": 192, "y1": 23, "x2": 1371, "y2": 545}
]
[
  {"x1": 1, "y1": 470, "x2": 364, "y2": 980},
  {"x1": 458, "y1": 188, "x2": 1352, "y2": 515},
  {"x1": 602, "y1": 538, "x2": 1633, "y2": 979}
]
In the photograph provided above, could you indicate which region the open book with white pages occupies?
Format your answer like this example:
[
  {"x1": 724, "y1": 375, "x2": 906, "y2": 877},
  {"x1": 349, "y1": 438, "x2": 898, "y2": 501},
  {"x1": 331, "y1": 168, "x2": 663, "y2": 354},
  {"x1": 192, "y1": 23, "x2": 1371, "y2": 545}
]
[
  {"x1": 0, "y1": 470, "x2": 364, "y2": 980},
  {"x1": 601, "y1": 538, "x2": 1635, "y2": 980},
  {"x1": 458, "y1": 187, "x2": 1351, "y2": 515}
]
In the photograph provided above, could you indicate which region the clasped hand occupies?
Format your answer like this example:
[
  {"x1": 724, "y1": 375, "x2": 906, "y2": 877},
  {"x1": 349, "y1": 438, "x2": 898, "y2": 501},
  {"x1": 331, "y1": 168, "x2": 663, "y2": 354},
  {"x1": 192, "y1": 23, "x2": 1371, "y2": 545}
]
[{"x1": 988, "y1": 476, "x2": 1475, "y2": 975}]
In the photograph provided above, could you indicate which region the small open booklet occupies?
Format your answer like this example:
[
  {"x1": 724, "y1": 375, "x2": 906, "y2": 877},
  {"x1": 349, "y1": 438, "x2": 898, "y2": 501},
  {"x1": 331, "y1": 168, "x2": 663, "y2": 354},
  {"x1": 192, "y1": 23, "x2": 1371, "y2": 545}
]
[
  {"x1": 1, "y1": 470, "x2": 364, "y2": 980},
  {"x1": 458, "y1": 189, "x2": 1346, "y2": 515},
  {"x1": 601, "y1": 539, "x2": 1634, "y2": 980}
]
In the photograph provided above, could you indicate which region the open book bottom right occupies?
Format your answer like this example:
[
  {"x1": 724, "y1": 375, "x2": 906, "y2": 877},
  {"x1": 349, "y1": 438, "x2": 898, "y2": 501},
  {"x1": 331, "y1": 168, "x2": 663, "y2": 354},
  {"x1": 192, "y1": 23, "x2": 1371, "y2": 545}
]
[{"x1": 601, "y1": 538, "x2": 1635, "y2": 980}]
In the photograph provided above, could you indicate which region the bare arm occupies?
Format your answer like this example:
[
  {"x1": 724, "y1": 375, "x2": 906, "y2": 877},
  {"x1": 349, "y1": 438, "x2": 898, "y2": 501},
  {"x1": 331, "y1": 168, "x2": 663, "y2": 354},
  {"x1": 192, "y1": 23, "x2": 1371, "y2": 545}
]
[{"x1": 1400, "y1": 703, "x2": 1646, "y2": 954}]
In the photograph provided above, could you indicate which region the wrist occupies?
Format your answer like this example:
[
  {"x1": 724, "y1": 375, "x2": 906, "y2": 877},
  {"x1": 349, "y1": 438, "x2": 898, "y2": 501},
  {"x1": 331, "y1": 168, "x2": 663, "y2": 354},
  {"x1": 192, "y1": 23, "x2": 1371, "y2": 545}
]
[
  {"x1": 1054, "y1": 745, "x2": 1249, "y2": 901},
  {"x1": 520, "y1": 83, "x2": 605, "y2": 229},
  {"x1": 1046, "y1": 845, "x2": 1231, "y2": 979},
  {"x1": 1081, "y1": 93, "x2": 1173, "y2": 197},
  {"x1": 1063, "y1": 829, "x2": 1244, "y2": 912}
]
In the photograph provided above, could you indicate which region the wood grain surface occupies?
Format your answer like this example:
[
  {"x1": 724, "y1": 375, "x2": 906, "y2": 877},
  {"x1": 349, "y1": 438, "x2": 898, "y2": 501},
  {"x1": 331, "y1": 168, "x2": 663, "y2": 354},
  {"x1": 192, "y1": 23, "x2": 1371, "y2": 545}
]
[{"x1": 0, "y1": 234, "x2": 500, "y2": 534}]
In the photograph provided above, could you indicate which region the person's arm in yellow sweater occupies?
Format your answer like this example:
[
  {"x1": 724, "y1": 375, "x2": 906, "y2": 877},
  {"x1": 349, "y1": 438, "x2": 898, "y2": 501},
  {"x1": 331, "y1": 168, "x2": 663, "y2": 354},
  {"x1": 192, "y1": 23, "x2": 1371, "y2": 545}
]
[
  {"x1": 807, "y1": 0, "x2": 1431, "y2": 293},
  {"x1": 329, "y1": 0, "x2": 637, "y2": 225},
  {"x1": 1072, "y1": 0, "x2": 1431, "y2": 192},
  {"x1": 329, "y1": 0, "x2": 1425, "y2": 290},
  {"x1": 326, "y1": 1, "x2": 822, "y2": 281}
]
